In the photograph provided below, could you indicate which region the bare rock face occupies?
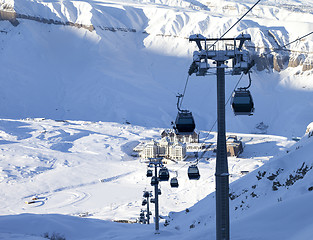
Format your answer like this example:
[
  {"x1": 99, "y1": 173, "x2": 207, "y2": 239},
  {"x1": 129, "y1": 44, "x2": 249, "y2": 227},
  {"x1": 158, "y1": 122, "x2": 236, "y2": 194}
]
[
  {"x1": 272, "y1": 54, "x2": 290, "y2": 72},
  {"x1": 273, "y1": 55, "x2": 284, "y2": 72},
  {"x1": 249, "y1": 50, "x2": 312, "y2": 73},
  {"x1": 302, "y1": 60, "x2": 313, "y2": 71},
  {"x1": 0, "y1": 8, "x2": 19, "y2": 26},
  {"x1": 288, "y1": 54, "x2": 306, "y2": 68},
  {"x1": 286, "y1": 54, "x2": 313, "y2": 72}
]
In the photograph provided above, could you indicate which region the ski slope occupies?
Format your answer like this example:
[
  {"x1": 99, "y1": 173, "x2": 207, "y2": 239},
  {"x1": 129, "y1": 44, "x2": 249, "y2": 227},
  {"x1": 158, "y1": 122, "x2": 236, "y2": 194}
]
[{"x1": 0, "y1": 118, "x2": 299, "y2": 239}]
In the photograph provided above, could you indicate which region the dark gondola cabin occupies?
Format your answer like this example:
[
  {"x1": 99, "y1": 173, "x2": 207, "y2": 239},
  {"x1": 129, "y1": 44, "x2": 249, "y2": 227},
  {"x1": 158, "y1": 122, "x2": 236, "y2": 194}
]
[
  {"x1": 170, "y1": 177, "x2": 179, "y2": 188},
  {"x1": 142, "y1": 199, "x2": 147, "y2": 206},
  {"x1": 175, "y1": 110, "x2": 196, "y2": 133},
  {"x1": 159, "y1": 167, "x2": 170, "y2": 181},
  {"x1": 188, "y1": 165, "x2": 200, "y2": 180},
  {"x1": 146, "y1": 169, "x2": 153, "y2": 177},
  {"x1": 143, "y1": 191, "x2": 150, "y2": 198},
  {"x1": 151, "y1": 176, "x2": 158, "y2": 186},
  {"x1": 150, "y1": 198, "x2": 155, "y2": 203},
  {"x1": 231, "y1": 89, "x2": 254, "y2": 115}
]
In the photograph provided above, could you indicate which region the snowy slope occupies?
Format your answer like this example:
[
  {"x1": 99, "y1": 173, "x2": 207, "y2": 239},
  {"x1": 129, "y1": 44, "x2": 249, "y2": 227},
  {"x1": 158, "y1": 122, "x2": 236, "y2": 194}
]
[
  {"x1": 0, "y1": 118, "x2": 299, "y2": 239},
  {"x1": 0, "y1": 0, "x2": 312, "y2": 137},
  {"x1": 0, "y1": 118, "x2": 311, "y2": 240},
  {"x1": 161, "y1": 123, "x2": 313, "y2": 240}
]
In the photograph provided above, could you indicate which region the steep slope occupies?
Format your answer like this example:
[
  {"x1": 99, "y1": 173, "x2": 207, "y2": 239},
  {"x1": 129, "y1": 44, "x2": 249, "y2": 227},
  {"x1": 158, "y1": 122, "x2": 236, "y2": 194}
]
[{"x1": 164, "y1": 123, "x2": 313, "y2": 240}]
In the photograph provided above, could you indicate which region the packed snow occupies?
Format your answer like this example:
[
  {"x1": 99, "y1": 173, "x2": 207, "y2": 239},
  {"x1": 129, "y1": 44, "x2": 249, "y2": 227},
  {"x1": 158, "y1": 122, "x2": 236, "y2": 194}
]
[{"x1": 0, "y1": 0, "x2": 313, "y2": 239}]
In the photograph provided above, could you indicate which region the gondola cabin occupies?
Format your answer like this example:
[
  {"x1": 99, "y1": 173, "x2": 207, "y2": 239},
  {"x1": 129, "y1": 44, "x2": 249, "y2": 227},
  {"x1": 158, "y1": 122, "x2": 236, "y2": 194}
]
[
  {"x1": 143, "y1": 191, "x2": 150, "y2": 198},
  {"x1": 175, "y1": 111, "x2": 196, "y2": 133},
  {"x1": 159, "y1": 167, "x2": 170, "y2": 181},
  {"x1": 231, "y1": 89, "x2": 254, "y2": 115},
  {"x1": 151, "y1": 176, "x2": 158, "y2": 186},
  {"x1": 188, "y1": 165, "x2": 200, "y2": 180},
  {"x1": 146, "y1": 169, "x2": 153, "y2": 177},
  {"x1": 170, "y1": 177, "x2": 179, "y2": 188},
  {"x1": 142, "y1": 199, "x2": 147, "y2": 206}
]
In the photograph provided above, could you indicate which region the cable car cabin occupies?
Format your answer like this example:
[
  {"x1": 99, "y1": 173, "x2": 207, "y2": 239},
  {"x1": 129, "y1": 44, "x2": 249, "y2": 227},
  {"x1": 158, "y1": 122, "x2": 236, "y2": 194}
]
[
  {"x1": 159, "y1": 167, "x2": 170, "y2": 181},
  {"x1": 151, "y1": 176, "x2": 158, "y2": 186},
  {"x1": 231, "y1": 89, "x2": 254, "y2": 115},
  {"x1": 188, "y1": 165, "x2": 200, "y2": 180},
  {"x1": 158, "y1": 189, "x2": 161, "y2": 195},
  {"x1": 143, "y1": 191, "x2": 150, "y2": 198},
  {"x1": 146, "y1": 170, "x2": 153, "y2": 177},
  {"x1": 175, "y1": 111, "x2": 196, "y2": 133},
  {"x1": 170, "y1": 177, "x2": 179, "y2": 188},
  {"x1": 142, "y1": 199, "x2": 147, "y2": 206},
  {"x1": 150, "y1": 198, "x2": 155, "y2": 203}
]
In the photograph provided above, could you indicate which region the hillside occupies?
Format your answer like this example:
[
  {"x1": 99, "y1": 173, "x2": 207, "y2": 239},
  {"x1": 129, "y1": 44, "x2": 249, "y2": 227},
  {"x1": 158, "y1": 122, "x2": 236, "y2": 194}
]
[
  {"x1": 0, "y1": 118, "x2": 311, "y2": 240},
  {"x1": 0, "y1": 0, "x2": 312, "y2": 137},
  {"x1": 164, "y1": 123, "x2": 313, "y2": 240}
]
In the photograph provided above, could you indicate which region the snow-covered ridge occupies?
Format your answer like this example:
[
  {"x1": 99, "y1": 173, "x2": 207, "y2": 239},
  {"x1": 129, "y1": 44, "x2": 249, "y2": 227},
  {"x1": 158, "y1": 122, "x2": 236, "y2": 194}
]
[
  {"x1": 1, "y1": 0, "x2": 312, "y2": 72},
  {"x1": 0, "y1": 0, "x2": 312, "y2": 136}
]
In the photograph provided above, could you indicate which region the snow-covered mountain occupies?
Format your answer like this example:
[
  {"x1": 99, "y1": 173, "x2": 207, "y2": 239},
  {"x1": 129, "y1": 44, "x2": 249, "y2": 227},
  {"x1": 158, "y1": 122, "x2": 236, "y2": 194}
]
[
  {"x1": 0, "y1": 0, "x2": 312, "y2": 137},
  {"x1": 0, "y1": 0, "x2": 313, "y2": 239}
]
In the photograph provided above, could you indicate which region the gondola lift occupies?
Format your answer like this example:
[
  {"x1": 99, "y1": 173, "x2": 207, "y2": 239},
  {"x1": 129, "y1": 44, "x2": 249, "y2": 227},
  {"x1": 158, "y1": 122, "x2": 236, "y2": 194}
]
[
  {"x1": 146, "y1": 169, "x2": 153, "y2": 177},
  {"x1": 150, "y1": 198, "x2": 155, "y2": 203},
  {"x1": 170, "y1": 177, "x2": 179, "y2": 188},
  {"x1": 188, "y1": 165, "x2": 200, "y2": 180},
  {"x1": 231, "y1": 72, "x2": 254, "y2": 116},
  {"x1": 174, "y1": 94, "x2": 196, "y2": 133},
  {"x1": 158, "y1": 188, "x2": 162, "y2": 195},
  {"x1": 231, "y1": 89, "x2": 254, "y2": 115},
  {"x1": 159, "y1": 167, "x2": 170, "y2": 181},
  {"x1": 142, "y1": 199, "x2": 147, "y2": 206},
  {"x1": 151, "y1": 176, "x2": 158, "y2": 186},
  {"x1": 143, "y1": 191, "x2": 150, "y2": 198}
]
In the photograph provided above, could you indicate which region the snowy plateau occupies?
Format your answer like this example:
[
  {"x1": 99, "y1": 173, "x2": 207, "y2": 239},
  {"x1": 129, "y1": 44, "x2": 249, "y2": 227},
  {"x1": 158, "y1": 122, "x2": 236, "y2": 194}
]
[{"x1": 0, "y1": 0, "x2": 313, "y2": 239}]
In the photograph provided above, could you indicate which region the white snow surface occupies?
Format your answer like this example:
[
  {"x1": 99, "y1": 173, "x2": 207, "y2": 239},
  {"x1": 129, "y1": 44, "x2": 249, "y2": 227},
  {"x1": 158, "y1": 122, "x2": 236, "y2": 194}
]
[
  {"x1": 0, "y1": 0, "x2": 313, "y2": 239},
  {"x1": 0, "y1": 118, "x2": 303, "y2": 240},
  {"x1": 0, "y1": 0, "x2": 312, "y2": 137}
]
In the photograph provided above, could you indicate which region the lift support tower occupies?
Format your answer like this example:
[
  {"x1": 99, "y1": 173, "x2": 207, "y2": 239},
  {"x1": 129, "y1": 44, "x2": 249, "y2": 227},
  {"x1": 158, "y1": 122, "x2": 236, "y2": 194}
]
[{"x1": 189, "y1": 33, "x2": 252, "y2": 240}]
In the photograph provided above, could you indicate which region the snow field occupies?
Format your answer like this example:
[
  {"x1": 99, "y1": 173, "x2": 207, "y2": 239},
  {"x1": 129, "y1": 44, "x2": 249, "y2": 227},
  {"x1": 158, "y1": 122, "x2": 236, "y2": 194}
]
[{"x1": 0, "y1": 118, "x2": 298, "y2": 239}]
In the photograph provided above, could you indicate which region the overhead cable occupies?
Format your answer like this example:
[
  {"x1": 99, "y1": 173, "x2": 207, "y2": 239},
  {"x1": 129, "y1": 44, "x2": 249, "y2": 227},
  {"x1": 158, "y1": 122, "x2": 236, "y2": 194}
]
[
  {"x1": 207, "y1": 0, "x2": 262, "y2": 51},
  {"x1": 179, "y1": 75, "x2": 190, "y2": 109},
  {"x1": 264, "y1": 31, "x2": 313, "y2": 55},
  {"x1": 198, "y1": 73, "x2": 245, "y2": 161}
]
